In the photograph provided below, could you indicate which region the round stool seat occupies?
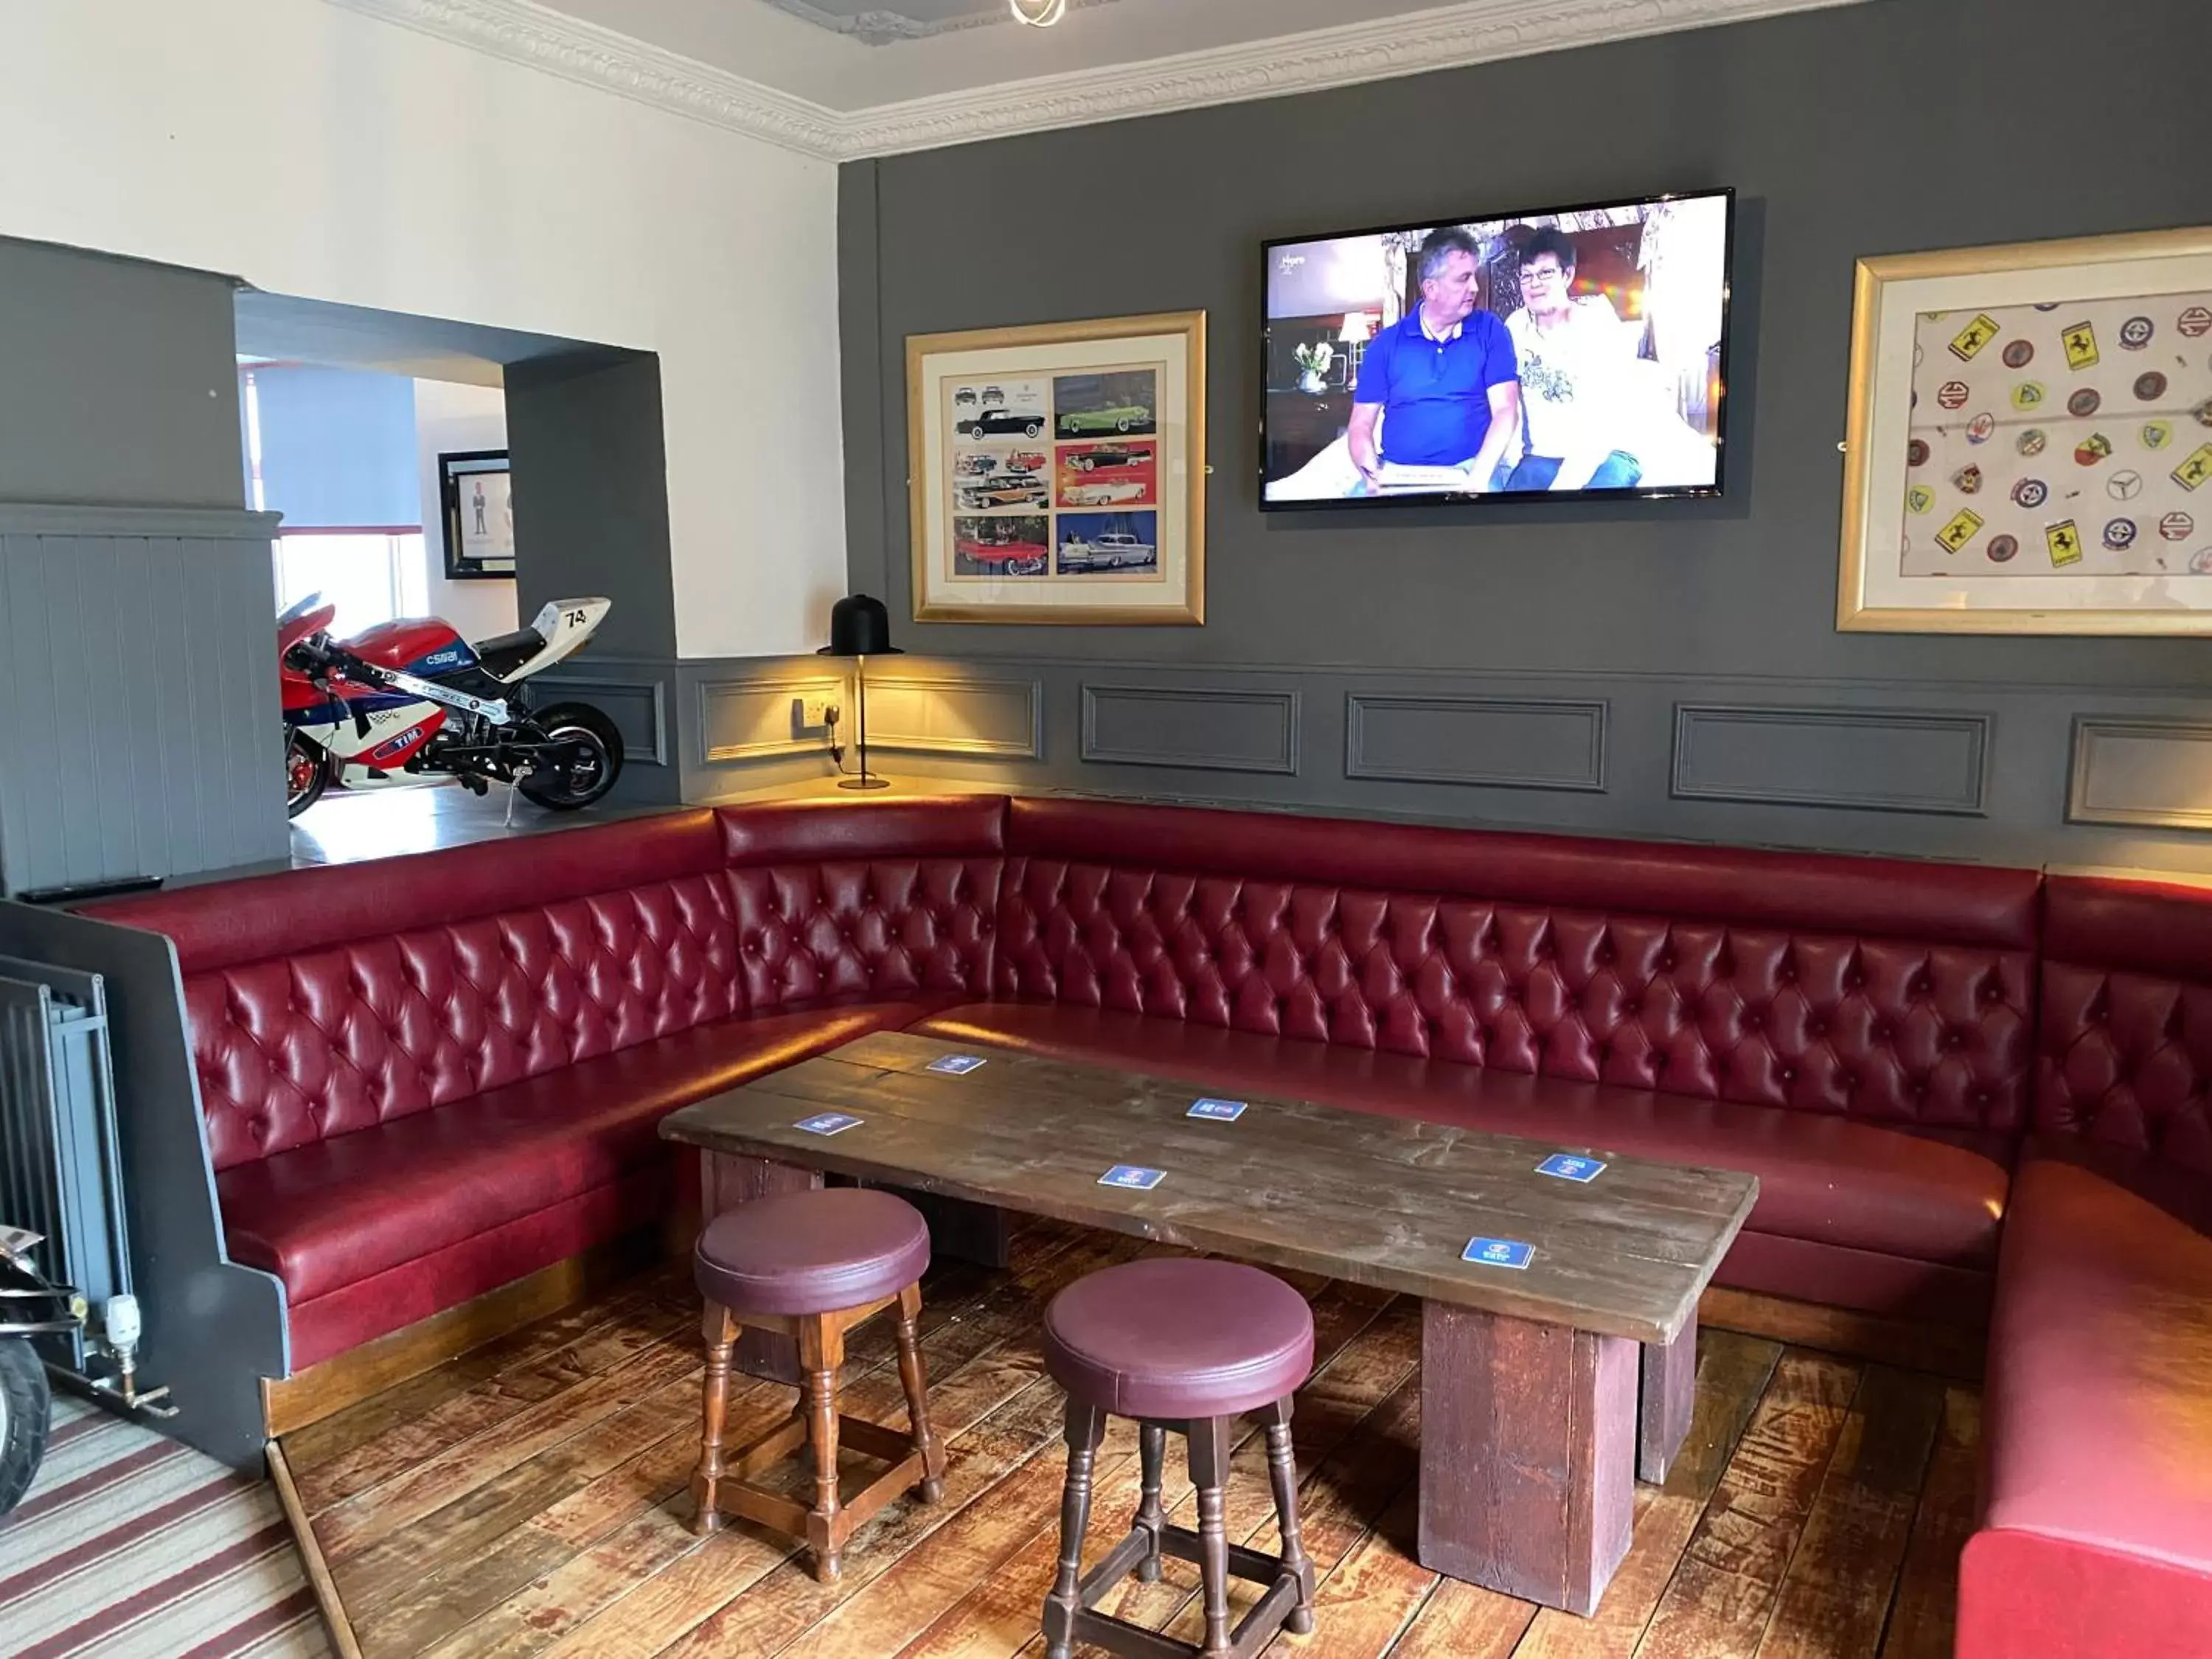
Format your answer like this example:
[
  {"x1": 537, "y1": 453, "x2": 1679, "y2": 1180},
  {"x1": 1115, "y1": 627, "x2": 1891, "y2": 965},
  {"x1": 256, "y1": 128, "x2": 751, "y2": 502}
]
[
  {"x1": 1043, "y1": 1259, "x2": 1315, "y2": 1420},
  {"x1": 694, "y1": 1187, "x2": 931, "y2": 1318}
]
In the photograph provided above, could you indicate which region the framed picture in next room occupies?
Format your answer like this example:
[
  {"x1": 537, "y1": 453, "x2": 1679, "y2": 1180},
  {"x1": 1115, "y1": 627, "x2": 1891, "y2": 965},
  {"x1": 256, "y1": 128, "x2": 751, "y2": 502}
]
[
  {"x1": 906, "y1": 312, "x2": 1205, "y2": 625},
  {"x1": 1838, "y1": 225, "x2": 2212, "y2": 633},
  {"x1": 439, "y1": 449, "x2": 515, "y2": 580}
]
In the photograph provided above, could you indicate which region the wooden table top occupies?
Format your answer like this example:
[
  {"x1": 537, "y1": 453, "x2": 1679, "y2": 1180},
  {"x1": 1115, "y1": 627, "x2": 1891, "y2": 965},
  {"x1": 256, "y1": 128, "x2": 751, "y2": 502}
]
[{"x1": 660, "y1": 1031, "x2": 1758, "y2": 1345}]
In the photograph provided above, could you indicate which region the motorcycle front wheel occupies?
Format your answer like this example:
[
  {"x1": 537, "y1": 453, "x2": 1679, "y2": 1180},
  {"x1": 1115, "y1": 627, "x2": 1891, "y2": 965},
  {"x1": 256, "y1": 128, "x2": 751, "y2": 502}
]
[
  {"x1": 518, "y1": 703, "x2": 625, "y2": 812},
  {"x1": 0, "y1": 1337, "x2": 50, "y2": 1520},
  {"x1": 285, "y1": 731, "x2": 333, "y2": 819}
]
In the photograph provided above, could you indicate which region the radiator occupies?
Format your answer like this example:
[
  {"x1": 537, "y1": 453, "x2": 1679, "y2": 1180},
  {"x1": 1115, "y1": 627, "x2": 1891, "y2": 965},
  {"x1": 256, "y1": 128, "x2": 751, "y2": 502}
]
[{"x1": 0, "y1": 953, "x2": 129, "y2": 1370}]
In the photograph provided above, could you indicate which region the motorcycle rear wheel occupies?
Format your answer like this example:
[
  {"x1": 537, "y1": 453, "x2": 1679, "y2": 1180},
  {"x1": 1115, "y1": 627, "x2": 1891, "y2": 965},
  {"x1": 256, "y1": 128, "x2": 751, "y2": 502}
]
[
  {"x1": 518, "y1": 703, "x2": 625, "y2": 812},
  {"x1": 0, "y1": 1337, "x2": 50, "y2": 1520},
  {"x1": 285, "y1": 732, "x2": 333, "y2": 819}
]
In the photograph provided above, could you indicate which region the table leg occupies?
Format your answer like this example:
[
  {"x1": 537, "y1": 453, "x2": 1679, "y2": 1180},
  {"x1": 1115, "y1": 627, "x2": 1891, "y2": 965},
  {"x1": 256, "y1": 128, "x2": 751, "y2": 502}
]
[
  {"x1": 698, "y1": 1151, "x2": 821, "y2": 1385},
  {"x1": 1419, "y1": 1300, "x2": 1636, "y2": 1615},
  {"x1": 863, "y1": 1185, "x2": 1011, "y2": 1270},
  {"x1": 1638, "y1": 1312, "x2": 1697, "y2": 1485}
]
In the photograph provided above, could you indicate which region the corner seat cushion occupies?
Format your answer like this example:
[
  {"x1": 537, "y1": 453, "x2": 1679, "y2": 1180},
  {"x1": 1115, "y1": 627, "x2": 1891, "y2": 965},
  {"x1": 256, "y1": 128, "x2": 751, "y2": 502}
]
[
  {"x1": 218, "y1": 1001, "x2": 941, "y2": 1305},
  {"x1": 914, "y1": 1003, "x2": 2010, "y2": 1267},
  {"x1": 1961, "y1": 1157, "x2": 2212, "y2": 1656}
]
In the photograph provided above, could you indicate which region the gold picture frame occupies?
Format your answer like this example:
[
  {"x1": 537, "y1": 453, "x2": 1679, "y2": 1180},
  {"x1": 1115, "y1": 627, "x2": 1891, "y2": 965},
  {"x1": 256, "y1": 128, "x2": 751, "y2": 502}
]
[
  {"x1": 907, "y1": 311, "x2": 1206, "y2": 625},
  {"x1": 1838, "y1": 225, "x2": 2212, "y2": 634}
]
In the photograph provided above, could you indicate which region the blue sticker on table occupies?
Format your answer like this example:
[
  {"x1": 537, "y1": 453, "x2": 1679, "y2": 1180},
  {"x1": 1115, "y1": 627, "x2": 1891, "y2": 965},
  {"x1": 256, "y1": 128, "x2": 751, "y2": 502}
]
[
  {"x1": 1099, "y1": 1165, "x2": 1166, "y2": 1191},
  {"x1": 796, "y1": 1113, "x2": 864, "y2": 1137},
  {"x1": 1187, "y1": 1098, "x2": 1248, "y2": 1121},
  {"x1": 1462, "y1": 1237, "x2": 1535, "y2": 1270},
  {"x1": 928, "y1": 1054, "x2": 988, "y2": 1075},
  {"x1": 1535, "y1": 1153, "x2": 1607, "y2": 1183}
]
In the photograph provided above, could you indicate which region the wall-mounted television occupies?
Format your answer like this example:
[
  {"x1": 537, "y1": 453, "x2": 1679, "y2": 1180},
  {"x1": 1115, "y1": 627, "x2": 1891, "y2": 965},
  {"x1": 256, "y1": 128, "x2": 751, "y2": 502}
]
[{"x1": 1260, "y1": 188, "x2": 1733, "y2": 510}]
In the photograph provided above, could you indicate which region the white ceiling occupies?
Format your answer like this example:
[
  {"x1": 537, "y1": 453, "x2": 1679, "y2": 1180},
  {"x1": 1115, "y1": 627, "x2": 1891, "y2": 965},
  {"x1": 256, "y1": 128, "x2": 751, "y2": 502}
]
[
  {"x1": 333, "y1": 0, "x2": 1869, "y2": 159},
  {"x1": 762, "y1": 0, "x2": 1120, "y2": 45},
  {"x1": 538, "y1": 0, "x2": 1728, "y2": 111}
]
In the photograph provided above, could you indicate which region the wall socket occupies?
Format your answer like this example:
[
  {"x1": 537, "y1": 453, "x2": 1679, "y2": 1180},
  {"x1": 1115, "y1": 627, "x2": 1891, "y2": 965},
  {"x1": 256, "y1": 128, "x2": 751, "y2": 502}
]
[{"x1": 798, "y1": 694, "x2": 835, "y2": 730}]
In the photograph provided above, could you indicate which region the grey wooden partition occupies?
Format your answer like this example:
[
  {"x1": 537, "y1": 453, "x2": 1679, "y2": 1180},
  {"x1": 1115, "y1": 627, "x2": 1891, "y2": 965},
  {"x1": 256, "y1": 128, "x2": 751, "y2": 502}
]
[
  {"x1": 0, "y1": 504, "x2": 288, "y2": 898},
  {"x1": 0, "y1": 899, "x2": 286, "y2": 1471}
]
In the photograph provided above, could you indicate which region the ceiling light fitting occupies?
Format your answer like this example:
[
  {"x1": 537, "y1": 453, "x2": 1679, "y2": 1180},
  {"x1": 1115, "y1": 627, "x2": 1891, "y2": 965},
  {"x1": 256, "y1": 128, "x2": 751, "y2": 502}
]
[{"x1": 1009, "y1": 0, "x2": 1066, "y2": 26}]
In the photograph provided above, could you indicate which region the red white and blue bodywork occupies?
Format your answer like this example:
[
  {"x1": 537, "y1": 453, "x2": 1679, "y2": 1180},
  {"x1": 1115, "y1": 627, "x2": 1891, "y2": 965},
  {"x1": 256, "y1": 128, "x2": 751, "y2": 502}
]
[{"x1": 279, "y1": 597, "x2": 622, "y2": 813}]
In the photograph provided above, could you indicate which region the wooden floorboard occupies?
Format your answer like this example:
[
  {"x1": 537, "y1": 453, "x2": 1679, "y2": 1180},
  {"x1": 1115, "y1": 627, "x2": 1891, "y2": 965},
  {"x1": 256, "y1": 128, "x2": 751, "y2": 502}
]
[{"x1": 281, "y1": 1222, "x2": 1975, "y2": 1659}]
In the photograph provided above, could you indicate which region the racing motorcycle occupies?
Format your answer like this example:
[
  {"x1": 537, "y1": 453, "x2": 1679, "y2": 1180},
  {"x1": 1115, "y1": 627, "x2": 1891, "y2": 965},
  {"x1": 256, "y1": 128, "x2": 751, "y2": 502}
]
[{"x1": 280, "y1": 594, "x2": 625, "y2": 817}]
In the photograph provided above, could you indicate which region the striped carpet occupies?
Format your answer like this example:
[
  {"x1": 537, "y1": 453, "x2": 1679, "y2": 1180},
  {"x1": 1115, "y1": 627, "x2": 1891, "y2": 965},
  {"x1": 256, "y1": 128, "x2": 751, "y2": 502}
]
[{"x1": 0, "y1": 1391, "x2": 329, "y2": 1658}]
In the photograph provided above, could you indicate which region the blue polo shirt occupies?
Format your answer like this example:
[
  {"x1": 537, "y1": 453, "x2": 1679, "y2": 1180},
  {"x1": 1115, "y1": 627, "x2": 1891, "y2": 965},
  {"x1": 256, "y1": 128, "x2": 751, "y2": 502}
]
[{"x1": 1354, "y1": 307, "x2": 1518, "y2": 467}]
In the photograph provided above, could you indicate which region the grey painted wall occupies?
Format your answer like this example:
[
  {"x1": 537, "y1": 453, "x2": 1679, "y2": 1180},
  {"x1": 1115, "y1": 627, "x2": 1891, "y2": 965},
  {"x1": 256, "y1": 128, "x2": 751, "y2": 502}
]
[
  {"x1": 0, "y1": 238, "x2": 245, "y2": 509},
  {"x1": 807, "y1": 0, "x2": 2212, "y2": 873},
  {"x1": 0, "y1": 243, "x2": 290, "y2": 895},
  {"x1": 507, "y1": 349, "x2": 684, "y2": 805}
]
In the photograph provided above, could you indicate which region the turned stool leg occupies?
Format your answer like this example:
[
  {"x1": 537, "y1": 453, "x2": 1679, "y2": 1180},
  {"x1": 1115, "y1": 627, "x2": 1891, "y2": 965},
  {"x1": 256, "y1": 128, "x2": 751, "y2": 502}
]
[
  {"x1": 1135, "y1": 1421, "x2": 1167, "y2": 1584},
  {"x1": 799, "y1": 1314, "x2": 845, "y2": 1583},
  {"x1": 1263, "y1": 1397, "x2": 1316, "y2": 1634},
  {"x1": 1043, "y1": 1399, "x2": 1105, "y2": 1659},
  {"x1": 691, "y1": 1303, "x2": 737, "y2": 1534},
  {"x1": 894, "y1": 1281, "x2": 946, "y2": 1503},
  {"x1": 1189, "y1": 1415, "x2": 1235, "y2": 1655}
]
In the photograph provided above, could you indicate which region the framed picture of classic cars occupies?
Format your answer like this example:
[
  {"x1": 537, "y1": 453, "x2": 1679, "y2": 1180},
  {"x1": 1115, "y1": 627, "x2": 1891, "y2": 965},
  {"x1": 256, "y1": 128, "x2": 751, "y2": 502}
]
[
  {"x1": 906, "y1": 312, "x2": 1206, "y2": 625},
  {"x1": 1838, "y1": 224, "x2": 2212, "y2": 633}
]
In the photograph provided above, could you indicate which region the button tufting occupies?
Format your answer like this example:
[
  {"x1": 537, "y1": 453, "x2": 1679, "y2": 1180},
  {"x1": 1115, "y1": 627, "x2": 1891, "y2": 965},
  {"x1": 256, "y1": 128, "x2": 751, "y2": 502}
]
[{"x1": 1781, "y1": 1066, "x2": 1797, "y2": 1082}]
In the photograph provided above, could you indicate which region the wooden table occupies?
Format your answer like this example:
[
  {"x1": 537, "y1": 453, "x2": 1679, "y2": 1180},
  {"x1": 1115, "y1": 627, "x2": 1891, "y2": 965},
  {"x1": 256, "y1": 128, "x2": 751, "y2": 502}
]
[{"x1": 661, "y1": 1032, "x2": 1757, "y2": 1615}]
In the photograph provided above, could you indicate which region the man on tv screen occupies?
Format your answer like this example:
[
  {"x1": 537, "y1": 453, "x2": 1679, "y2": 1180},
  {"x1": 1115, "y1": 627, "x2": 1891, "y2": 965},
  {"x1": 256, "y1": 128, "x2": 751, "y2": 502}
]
[{"x1": 1347, "y1": 229, "x2": 1523, "y2": 493}]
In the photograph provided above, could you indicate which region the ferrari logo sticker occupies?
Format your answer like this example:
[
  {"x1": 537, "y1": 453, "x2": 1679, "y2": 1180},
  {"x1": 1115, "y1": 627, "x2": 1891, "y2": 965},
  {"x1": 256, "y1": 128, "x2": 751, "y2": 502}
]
[
  {"x1": 2045, "y1": 520, "x2": 2083, "y2": 567},
  {"x1": 1949, "y1": 315, "x2": 2002, "y2": 361},
  {"x1": 1935, "y1": 509, "x2": 1985, "y2": 554},
  {"x1": 2062, "y1": 323, "x2": 2101, "y2": 370},
  {"x1": 2174, "y1": 445, "x2": 2212, "y2": 493}
]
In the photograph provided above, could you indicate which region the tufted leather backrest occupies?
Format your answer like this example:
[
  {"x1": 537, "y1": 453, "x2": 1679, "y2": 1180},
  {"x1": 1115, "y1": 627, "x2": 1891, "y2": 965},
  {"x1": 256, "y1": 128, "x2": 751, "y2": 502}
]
[
  {"x1": 184, "y1": 874, "x2": 741, "y2": 1168},
  {"x1": 2038, "y1": 875, "x2": 2212, "y2": 1175},
  {"x1": 1001, "y1": 799, "x2": 2042, "y2": 1131},
  {"x1": 98, "y1": 801, "x2": 1013, "y2": 1172},
  {"x1": 726, "y1": 857, "x2": 1002, "y2": 1006},
  {"x1": 718, "y1": 798, "x2": 1006, "y2": 1007}
]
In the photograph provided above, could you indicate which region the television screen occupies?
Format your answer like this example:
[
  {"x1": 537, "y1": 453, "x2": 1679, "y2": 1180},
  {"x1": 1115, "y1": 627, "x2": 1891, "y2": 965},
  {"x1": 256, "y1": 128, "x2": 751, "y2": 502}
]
[{"x1": 1261, "y1": 189, "x2": 1733, "y2": 509}]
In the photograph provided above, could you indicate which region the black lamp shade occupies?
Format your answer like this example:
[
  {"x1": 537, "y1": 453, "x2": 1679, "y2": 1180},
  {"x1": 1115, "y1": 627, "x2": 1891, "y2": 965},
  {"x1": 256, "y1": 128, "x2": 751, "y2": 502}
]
[{"x1": 818, "y1": 593, "x2": 903, "y2": 658}]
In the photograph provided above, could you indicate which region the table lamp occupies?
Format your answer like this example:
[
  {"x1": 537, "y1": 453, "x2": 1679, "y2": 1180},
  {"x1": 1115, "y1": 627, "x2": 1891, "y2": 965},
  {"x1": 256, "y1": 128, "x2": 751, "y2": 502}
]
[{"x1": 818, "y1": 593, "x2": 902, "y2": 791}]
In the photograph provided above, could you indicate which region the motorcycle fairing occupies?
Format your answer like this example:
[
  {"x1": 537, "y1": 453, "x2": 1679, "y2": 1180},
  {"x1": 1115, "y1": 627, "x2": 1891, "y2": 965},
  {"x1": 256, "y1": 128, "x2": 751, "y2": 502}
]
[
  {"x1": 485, "y1": 599, "x2": 612, "y2": 684},
  {"x1": 343, "y1": 617, "x2": 480, "y2": 678}
]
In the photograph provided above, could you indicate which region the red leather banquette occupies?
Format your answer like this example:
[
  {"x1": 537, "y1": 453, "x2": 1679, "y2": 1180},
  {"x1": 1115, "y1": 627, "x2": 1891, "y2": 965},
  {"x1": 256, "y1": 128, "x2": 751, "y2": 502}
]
[
  {"x1": 94, "y1": 796, "x2": 2212, "y2": 1659},
  {"x1": 96, "y1": 795, "x2": 2038, "y2": 1366},
  {"x1": 1955, "y1": 874, "x2": 2212, "y2": 1659}
]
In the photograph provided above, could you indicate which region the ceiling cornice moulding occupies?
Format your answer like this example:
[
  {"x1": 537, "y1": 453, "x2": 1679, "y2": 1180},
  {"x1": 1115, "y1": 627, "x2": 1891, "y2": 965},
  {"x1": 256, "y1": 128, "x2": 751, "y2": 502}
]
[
  {"x1": 323, "y1": 0, "x2": 849, "y2": 158},
  {"x1": 324, "y1": 0, "x2": 1866, "y2": 163}
]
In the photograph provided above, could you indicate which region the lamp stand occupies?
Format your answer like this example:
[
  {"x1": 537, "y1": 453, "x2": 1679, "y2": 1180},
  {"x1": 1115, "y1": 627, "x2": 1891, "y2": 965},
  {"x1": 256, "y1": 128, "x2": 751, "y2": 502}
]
[{"x1": 839, "y1": 653, "x2": 890, "y2": 791}]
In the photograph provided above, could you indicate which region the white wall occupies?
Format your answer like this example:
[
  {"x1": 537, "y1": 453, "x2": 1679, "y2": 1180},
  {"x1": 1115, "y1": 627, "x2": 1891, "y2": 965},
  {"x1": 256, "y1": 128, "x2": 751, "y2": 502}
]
[
  {"x1": 411, "y1": 379, "x2": 519, "y2": 641},
  {"x1": 0, "y1": 0, "x2": 844, "y2": 660}
]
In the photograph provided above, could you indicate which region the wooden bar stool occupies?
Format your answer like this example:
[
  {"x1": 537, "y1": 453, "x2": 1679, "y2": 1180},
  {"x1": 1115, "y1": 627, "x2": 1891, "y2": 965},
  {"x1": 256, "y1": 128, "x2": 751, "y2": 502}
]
[
  {"x1": 689, "y1": 1186, "x2": 947, "y2": 1582},
  {"x1": 1040, "y1": 1258, "x2": 1318, "y2": 1659}
]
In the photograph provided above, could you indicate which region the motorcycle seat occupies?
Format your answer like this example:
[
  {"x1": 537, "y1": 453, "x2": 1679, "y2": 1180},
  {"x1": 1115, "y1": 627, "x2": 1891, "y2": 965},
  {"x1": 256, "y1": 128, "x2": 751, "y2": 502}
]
[{"x1": 473, "y1": 626, "x2": 546, "y2": 680}]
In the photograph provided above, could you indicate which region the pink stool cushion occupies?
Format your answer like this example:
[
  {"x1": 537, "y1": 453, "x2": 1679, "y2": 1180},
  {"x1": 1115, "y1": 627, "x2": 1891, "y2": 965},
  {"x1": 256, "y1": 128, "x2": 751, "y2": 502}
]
[
  {"x1": 1043, "y1": 1259, "x2": 1315, "y2": 1420},
  {"x1": 694, "y1": 1187, "x2": 931, "y2": 1317}
]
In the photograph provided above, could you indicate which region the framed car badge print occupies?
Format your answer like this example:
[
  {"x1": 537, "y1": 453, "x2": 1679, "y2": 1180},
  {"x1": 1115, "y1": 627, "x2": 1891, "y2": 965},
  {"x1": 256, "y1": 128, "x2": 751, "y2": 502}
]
[
  {"x1": 906, "y1": 311, "x2": 1206, "y2": 625},
  {"x1": 1838, "y1": 225, "x2": 2212, "y2": 634}
]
